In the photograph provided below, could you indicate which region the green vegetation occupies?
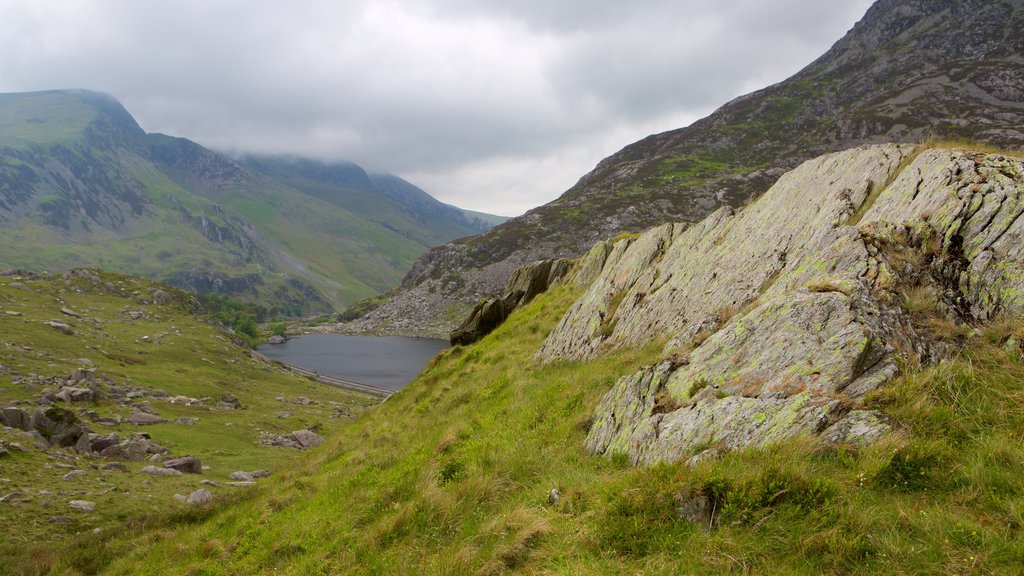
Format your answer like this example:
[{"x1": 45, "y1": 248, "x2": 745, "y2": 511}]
[
  {"x1": 18, "y1": 277, "x2": 1022, "y2": 575},
  {"x1": 0, "y1": 270, "x2": 377, "y2": 572},
  {"x1": 196, "y1": 293, "x2": 277, "y2": 346}
]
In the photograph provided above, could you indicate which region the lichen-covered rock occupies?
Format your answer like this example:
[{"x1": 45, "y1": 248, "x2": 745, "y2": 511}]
[{"x1": 567, "y1": 145, "x2": 1024, "y2": 465}]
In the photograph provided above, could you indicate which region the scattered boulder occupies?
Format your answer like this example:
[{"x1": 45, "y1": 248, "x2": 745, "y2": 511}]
[
  {"x1": 228, "y1": 471, "x2": 254, "y2": 482},
  {"x1": 141, "y1": 465, "x2": 183, "y2": 477},
  {"x1": 69, "y1": 500, "x2": 95, "y2": 512},
  {"x1": 59, "y1": 307, "x2": 82, "y2": 318},
  {"x1": 46, "y1": 321, "x2": 74, "y2": 335},
  {"x1": 218, "y1": 394, "x2": 242, "y2": 410},
  {"x1": 100, "y1": 433, "x2": 167, "y2": 460},
  {"x1": 258, "y1": 430, "x2": 324, "y2": 450},
  {"x1": 0, "y1": 492, "x2": 22, "y2": 503},
  {"x1": 128, "y1": 411, "x2": 167, "y2": 425},
  {"x1": 163, "y1": 456, "x2": 202, "y2": 474},
  {"x1": 250, "y1": 470, "x2": 271, "y2": 479},
  {"x1": 56, "y1": 387, "x2": 94, "y2": 403},
  {"x1": 101, "y1": 462, "x2": 128, "y2": 472},
  {"x1": 62, "y1": 470, "x2": 87, "y2": 480},
  {"x1": 34, "y1": 407, "x2": 87, "y2": 448},
  {"x1": 292, "y1": 429, "x2": 324, "y2": 448},
  {"x1": 267, "y1": 335, "x2": 286, "y2": 345},
  {"x1": 185, "y1": 488, "x2": 213, "y2": 505},
  {"x1": 151, "y1": 289, "x2": 173, "y2": 304},
  {"x1": 174, "y1": 417, "x2": 197, "y2": 425}
]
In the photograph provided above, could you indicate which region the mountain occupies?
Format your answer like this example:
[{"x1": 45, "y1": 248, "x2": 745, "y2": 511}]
[
  {"x1": 0, "y1": 89, "x2": 503, "y2": 315},
  {"x1": 349, "y1": 0, "x2": 1024, "y2": 337},
  {"x1": 239, "y1": 155, "x2": 506, "y2": 248},
  {"x1": 34, "y1": 143, "x2": 1024, "y2": 574}
]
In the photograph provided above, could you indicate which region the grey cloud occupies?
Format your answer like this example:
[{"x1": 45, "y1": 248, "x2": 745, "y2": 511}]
[{"x1": 0, "y1": 0, "x2": 875, "y2": 214}]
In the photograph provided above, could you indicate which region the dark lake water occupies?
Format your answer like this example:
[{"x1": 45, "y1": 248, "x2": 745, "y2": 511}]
[{"x1": 256, "y1": 334, "x2": 449, "y2": 391}]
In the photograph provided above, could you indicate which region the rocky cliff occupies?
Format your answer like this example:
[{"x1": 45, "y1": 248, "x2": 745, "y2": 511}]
[
  {"x1": 533, "y1": 144, "x2": 1023, "y2": 465},
  {"x1": 352, "y1": 0, "x2": 1024, "y2": 337}
]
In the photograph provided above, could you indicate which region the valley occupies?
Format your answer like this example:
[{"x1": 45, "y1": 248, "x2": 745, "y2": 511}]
[{"x1": 1, "y1": 0, "x2": 1024, "y2": 574}]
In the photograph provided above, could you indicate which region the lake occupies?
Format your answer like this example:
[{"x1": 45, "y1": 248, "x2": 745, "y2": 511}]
[{"x1": 256, "y1": 334, "x2": 449, "y2": 391}]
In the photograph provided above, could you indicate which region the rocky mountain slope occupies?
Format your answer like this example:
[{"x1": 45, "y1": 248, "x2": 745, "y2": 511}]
[
  {"x1": 51, "y1": 143, "x2": 1024, "y2": 575},
  {"x1": 351, "y1": 0, "x2": 1024, "y2": 337},
  {"x1": 0, "y1": 90, "x2": 501, "y2": 314}
]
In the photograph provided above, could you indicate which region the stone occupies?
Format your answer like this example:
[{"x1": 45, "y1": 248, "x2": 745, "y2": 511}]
[
  {"x1": 267, "y1": 335, "x2": 286, "y2": 345},
  {"x1": 249, "y1": 469, "x2": 271, "y2": 479},
  {"x1": 291, "y1": 429, "x2": 324, "y2": 448},
  {"x1": 822, "y1": 410, "x2": 894, "y2": 445},
  {"x1": 218, "y1": 394, "x2": 242, "y2": 410},
  {"x1": 128, "y1": 411, "x2": 166, "y2": 425},
  {"x1": 547, "y1": 488, "x2": 560, "y2": 505},
  {"x1": 34, "y1": 407, "x2": 87, "y2": 448},
  {"x1": 151, "y1": 289, "x2": 173, "y2": 304},
  {"x1": 46, "y1": 321, "x2": 75, "y2": 335},
  {"x1": 63, "y1": 469, "x2": 87, "y2": 480},
  {"x1": 141, "y1": 465, "x2": 182, "y2": 477},
  {"x1": 186, "y1": 488, "x2": 213, "y2": 505},
  {"x1": 69, "y1": 500, "x2": 95, "y2": 512},
  {"x1": 228, "y1": 471, "x2": 254, "y2": 482},
  {"x1": 101, "y1": 462, "x2": 128, "y2": 472},
  {"x1": 174, "y1": 417, "x2": 197, "y2": 425},
  {"x1": 225, "y1": 481, "x2": 255, "y2": 487},
  {"x1": 163, "y1": 456, "x2": 202, "y2": 474},
  {"x1": 0, "y1": 407, "x2": 33, "y2": 431},
  {"x1": 59, "y1": 307, "x2": 82, "y2": 318},
  {"x1": 0, "y1": 492, "x2": 22, "y2": 503},
  {"x1": 56, "y1": 386, "x2": 94, "y2": 403}
]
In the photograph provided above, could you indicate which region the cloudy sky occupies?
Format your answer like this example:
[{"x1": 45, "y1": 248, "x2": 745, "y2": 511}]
[{"x1": 0, "y1": 0, "x2": 874, "y2": 215}]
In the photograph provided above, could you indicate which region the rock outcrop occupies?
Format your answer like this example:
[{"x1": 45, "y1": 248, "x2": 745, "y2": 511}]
[
  {"x1": 536, "y1": 145, "x2": 1024, "y2": 465},
  {"x1": 450, "y1": 259, "x2": 570, "y2": 345}
]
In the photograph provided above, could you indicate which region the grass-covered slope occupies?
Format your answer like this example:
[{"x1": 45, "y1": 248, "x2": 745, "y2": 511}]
[
  {"x1": 49, "y1": 279, "x2": 1024, "y2": 575},
  {"x1": 0, "y1": 269, "x2": 377, "y2": 573}
]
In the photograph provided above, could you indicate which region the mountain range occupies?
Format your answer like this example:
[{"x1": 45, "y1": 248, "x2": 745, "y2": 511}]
[
  {"x1": 349, "y1": 0, "x2": 1024, "y2": 336},
  {"x1": 0, "y1": 89, "x2": 504, "y2": 315}
]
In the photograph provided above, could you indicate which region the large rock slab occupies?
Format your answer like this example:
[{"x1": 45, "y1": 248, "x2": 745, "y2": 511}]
[{"x1": 561, "y1": 146, "x2": 1024, "y2": 465}]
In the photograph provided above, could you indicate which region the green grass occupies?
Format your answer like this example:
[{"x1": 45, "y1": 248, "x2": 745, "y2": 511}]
[
  {"x1": 28, "y1": 279, "x2": 1024, "y2": 574},
  {"x1": 0, "y1": 270, "x2": 378, "y2": 572},
  {"x1": 0, "y1": 92, "x2": 97, "y2": 148}
]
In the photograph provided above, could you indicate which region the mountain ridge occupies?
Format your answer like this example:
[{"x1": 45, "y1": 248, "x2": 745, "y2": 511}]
[
  {"x1": 0, "y1": 89, "x2": 504, "y2": 314},
  {"x1": 348, "y1": 0, "x2": 1024, "y2": 337}
]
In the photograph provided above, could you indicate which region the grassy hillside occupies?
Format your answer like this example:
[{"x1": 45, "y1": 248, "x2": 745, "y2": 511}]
[
  {"x1": 0, "y1": 270, "x2": 377, "y2": 573},
  {"x1": 0, "y1": 90, "x2": 503, "y2": 315},
  {"x1": 34, "y1": 277, "x2": 1024, "y2": 575}
]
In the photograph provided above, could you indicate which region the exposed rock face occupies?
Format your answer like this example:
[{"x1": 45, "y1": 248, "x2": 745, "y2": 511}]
[
  {"x1": 450, "y1": 259, "x2": 570, "y2": 345},
  {"x1": 353, "y1": 0, "x2": 1024, "y2": 338},
  {"x1": 542, "y1": 145, "x2": 1024, "y2": 465}
]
